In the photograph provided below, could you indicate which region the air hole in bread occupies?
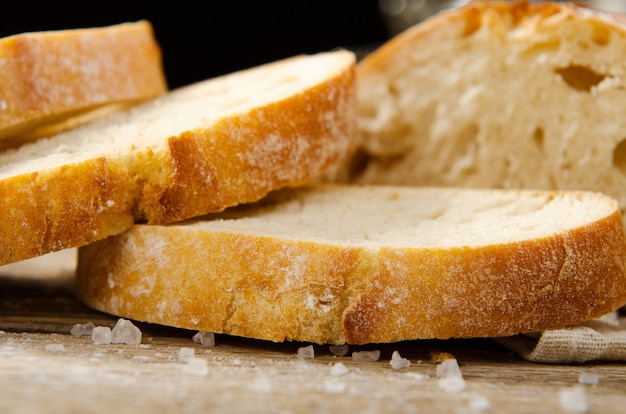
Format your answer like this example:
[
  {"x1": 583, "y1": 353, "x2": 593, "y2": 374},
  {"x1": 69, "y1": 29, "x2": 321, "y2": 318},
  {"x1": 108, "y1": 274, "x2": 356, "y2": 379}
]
[
  {"x1": 463, "y1": 8, "x2": 482, "y2": 37},
  {"x1": 555, "y1": 64, "x2": 606, "y2": 92},
  {"x1": 345, "y1": 149, "x2": 372, "y2": 179},
  {"x1": 612, "y1": 138, "x2": 626, "y2": 176},
  {"x1": 442, "y1": 122, "x2": 479, "y2": 177},
  {"x1": 387, "y1": 82, "x2": 400, "y2": 98},
  {"x1": 371, "y1": 151, "x2": 410, "y2": 173},
  {"x1": 592, "y1": 22, "x2": 611, "y2": 46},
  {"x1": 532, "y1": 127, "x2": 544, "y2": 152}
]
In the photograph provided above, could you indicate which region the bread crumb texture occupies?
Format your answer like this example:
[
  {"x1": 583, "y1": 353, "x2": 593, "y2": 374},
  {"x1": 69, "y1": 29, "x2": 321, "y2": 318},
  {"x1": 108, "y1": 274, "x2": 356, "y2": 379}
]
[
  {"x1": 75, "y1": 185, "x2": 626, "y2": 344},
  {"x1": 354, "y1": 0, "x2": 626, "y2": 216}
]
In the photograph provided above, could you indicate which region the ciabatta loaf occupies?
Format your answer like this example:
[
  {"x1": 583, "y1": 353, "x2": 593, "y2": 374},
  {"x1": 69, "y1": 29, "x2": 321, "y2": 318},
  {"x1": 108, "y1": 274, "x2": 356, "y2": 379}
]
[
  {"x1": 0, "y1": 21, "x2": 167, "y2": 148},
  {"x1": 0, "y1": 50, "x2": 356, "y2": 266},
  {"x1": 351, "y1": 1, "x2": 626, "y2": 215},
  {"x1": 75, "y1": 184, "x2": 626, "y2": 345}
]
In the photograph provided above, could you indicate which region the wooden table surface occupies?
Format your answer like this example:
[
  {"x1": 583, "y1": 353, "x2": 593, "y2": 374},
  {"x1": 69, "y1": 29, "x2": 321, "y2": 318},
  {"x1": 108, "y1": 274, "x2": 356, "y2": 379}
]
[{"x1": 0, "y1": 252, "x2": 625, "y2": 414}]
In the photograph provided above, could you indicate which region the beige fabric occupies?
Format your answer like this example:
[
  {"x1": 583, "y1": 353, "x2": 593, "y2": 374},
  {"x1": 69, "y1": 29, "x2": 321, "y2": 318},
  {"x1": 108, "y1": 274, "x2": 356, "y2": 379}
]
[{"x1": 495, "y1": 313, "x2": 626, "y2": 363}]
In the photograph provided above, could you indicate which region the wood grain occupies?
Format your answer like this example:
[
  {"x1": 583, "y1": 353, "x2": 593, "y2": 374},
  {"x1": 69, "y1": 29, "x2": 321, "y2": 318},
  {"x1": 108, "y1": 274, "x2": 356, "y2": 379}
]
[{"x1": 0, "y1": 264, "x2": 625, "y2": 413}]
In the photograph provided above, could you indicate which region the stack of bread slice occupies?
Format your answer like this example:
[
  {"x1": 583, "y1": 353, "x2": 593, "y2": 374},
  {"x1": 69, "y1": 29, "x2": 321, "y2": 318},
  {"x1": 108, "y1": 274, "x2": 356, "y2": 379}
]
[{"x1": 2, "y1": 1, "x2": 626, "y2": 345}]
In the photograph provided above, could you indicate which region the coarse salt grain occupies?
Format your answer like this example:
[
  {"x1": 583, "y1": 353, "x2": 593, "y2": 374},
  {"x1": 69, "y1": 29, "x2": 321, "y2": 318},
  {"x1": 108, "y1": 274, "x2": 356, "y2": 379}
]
[
  {"x1": 329, "y1": 344, "x2": 349, "y2": 357},
  {"x1": 438, "y1": 376, "x2": 466, "y2": 393},
  {"x1": 297, "y1": 345, "x2": 315, "y2": 359},
  {"x1": 70, "y1": 322, "x2": 95, "y2": 337},
  {"x1": 436, "y1": 358, "x2": 463, "y2": 379},
  {"x1": 192, "y1": 331, "x2": 215, "y2": 347},
  {"x1": 436, "y1": 358, "x2": 466, "y2": 392},
  {"x1": 330, "y1": 362, "x2": 349, "y2": 377},
  {"x1": 578, "y1": 372, "x2": 600, "y2": 385},
  {"x1": 559, "y1": 385, "x2": 588, "y2": 413},
  {"x1": 92, "y1": 326, "x2": 112, "y2": 345},
  {"x1": 389, "y1": 350, "x2": 411, "y2": 369},
  {"x1": 111, "y1": 318, "x2": 142, "y2": 345},
  {"x1": 45, "y1": 344, "x2": 65, "y2": 352},
  {"x1": 178, "y1": 347, "x2": 195, "y2": 362},
  {"x1": 352, "y1": 350, "x2": 380, "y2": 362}
]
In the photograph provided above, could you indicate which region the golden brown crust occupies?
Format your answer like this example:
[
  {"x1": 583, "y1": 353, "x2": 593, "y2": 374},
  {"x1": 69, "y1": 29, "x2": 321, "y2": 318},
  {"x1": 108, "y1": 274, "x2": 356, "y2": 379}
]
[
  {"x1": 141, "y1": 65, "x2": 356, "y2": 224},
  {"x1": 0, "y1": 51, "x2": 356, "y2": 266},
  {"x1": 0, "y1": 158, "x2": 137, "y2": 264},
  {"x1": 343, "y1": 211, "x2": 626, "y2": 343},
  {"x1": 75, "y1": 186, "x2": 626, "y2": 345},
  {"x1": 0, "y1": 21, "x2": 167, "y2": 147}
]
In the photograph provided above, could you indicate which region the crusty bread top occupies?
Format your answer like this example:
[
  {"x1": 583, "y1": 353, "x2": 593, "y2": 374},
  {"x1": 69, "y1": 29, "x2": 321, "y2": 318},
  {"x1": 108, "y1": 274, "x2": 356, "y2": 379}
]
[
  {"x1": 0, "y1": 21, "x2": 167, "y2": 147},
  {"x1": 0, "y1": 50, "x2": 357, "y2": 266},
  {"x1": 75, "y1": 184, "x2": 626, "y2": 344},
  {"x1": 351, "y1": 1, "x2": 626, "y2": 215}
]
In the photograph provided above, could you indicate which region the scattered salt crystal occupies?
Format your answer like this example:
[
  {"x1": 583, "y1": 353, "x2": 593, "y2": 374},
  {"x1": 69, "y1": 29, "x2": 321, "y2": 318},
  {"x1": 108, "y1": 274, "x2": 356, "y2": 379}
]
[
  {"x1": 436, "y1": 358, "x2": 466, "y2": 392},
  {"x1": 132, "y1": 355, "x2": 151, "y2": 362},
  {"x1": 323, "y1": 379, "x2": 347, "y2": 394},
  {"x1": 559, "y1": 385, "x2": 588, "y2": 413},
  {"x1": 192, "y1": 331, "x2": 215, "y2": 347},
  {"x1": 297, "y1": 345, "x2": 315, "y2": 359},
  {"x1": 45, "y1": 344, "x2": 65, "y2": 352},
  {"x1": 389, "y1": 350, "x2": 411, "y2": 369},
  {"x1": 438, "y1": 376, "x2": 466, "y2": 393},
  {"x1": 352, "y1": 350, "x2": 381, "y2": 362},
  {"x1": 92, "y1": 326, "x2": 112, "y2": 345},
  {"x1": 329, "y1": 344, "x2": 349, "y2": 357},
  {"x1": 70, "y1": 322, "x2": 95, "y2": 337},
  {"x1": 178, "y1": 347, "x2": 195, "y2": 362},
  {"x1": 182, "y1": 357, "x2": 209, "y2": 376},
  {"x1": 111, "y1": 319, "x2": 142, "y2": 345},
  {"x1": 578, "y1": 372, "x2": 600, "y2": 385},
  {"x1": 436, "y1": 358, "x2": 463, "y2": 379},
  {"x1": 330, "y1": 362, "x2": 349, "y2": 377}
]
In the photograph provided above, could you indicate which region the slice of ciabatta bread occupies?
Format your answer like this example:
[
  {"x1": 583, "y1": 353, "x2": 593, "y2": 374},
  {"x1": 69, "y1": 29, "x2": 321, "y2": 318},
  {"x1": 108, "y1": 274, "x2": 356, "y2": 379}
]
[
  {"x1": 0, "y1": 50, "x2": 357, "y2": 266},
  {"x1": 0, "y1": 21, "x2": 167, "y2": 149},
  {"x1": 350, "y1": 1, "x2": 626, "y2": 215},
  {"x1": 75, "y1": 184, "x2": 626, "y2": 345}
]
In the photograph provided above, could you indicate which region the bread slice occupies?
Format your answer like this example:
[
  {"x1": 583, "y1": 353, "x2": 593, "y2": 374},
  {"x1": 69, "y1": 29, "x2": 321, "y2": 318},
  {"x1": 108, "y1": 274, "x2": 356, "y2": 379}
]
[
  {"x1": 351, "y1": 1, "x2": 626, "y2": 215},
  {"x1": 75, "y1": 184, "x2": 626, "y2": 345},
  {"x1": 0, "y1": 50, "x2": 357, "y2": 266},
  {"x1": 0, "y1": 21, "x2": 167, "y2": 148}
]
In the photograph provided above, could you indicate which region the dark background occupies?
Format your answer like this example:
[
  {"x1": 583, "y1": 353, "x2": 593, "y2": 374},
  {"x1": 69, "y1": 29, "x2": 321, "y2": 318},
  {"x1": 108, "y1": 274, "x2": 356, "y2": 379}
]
[{"x1": 0, "y1": 1, "x2": 390, "y2": 89}]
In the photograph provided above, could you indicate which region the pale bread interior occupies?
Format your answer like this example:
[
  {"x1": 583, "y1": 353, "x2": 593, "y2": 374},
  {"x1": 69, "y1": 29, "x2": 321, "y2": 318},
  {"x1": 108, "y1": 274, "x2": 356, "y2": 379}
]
[
  {"x1": 355, "y1": 3, "x2": 626, "y2": 213},
  {"x1": 183, "y1": 185, "x2": 617, "y2": 247}
]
